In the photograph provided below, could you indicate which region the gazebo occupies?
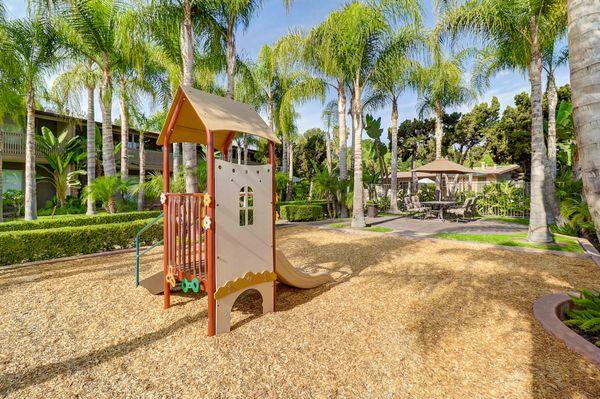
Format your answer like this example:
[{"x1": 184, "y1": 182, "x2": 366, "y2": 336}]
[{"x1": 412, "y1": 158, "x2": 477, "y2": 200}]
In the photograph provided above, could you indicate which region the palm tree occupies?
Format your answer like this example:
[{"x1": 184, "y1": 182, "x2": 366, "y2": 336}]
[
  {"x1": 321, "y1": 100, "x2": 337, "y2": 173},
  {"x1": 58, "y1": 0, "x2": 141, "y2": 178},
  {"x1": 1, "y1": 18, "x2": 58, "y2": 220},
  {"x1": 567, "y1": 0, "x2": 600, "y2": 241},
  {"x1": 49, "y1": 59, "x2": 100, "y2": 214},
  {"x1": 83, "y1": 176, "x2": 128, "y2": 214},
  {"x1": 372, "y1": 54, "x2": 416, "y2": 212},
  {"x1": 441, "y1": 0, "x2": 566, "y2": 243}
]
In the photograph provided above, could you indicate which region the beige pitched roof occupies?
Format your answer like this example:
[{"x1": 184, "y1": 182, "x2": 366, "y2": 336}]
[
  {"x1": 412, "y1": 158, "x2": 477, "y2": 174},
  {"x1": 157, "y1": 86, "x2": 279, "y2": 150},
  {"x1": 473, "y1": 164, "x2": 520, "y2": 175}
]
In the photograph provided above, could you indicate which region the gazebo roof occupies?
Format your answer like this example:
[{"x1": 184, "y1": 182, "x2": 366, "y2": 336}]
[
  {"x1": 411, "y1": 158, "x2": 477, "y2": 174},
  {"x1": 157, "y1": 86, "x2": 280, "y2": 150}
]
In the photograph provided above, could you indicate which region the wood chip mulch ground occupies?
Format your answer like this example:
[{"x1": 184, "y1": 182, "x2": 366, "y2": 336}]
[{"x1": 1, "y1": 225, "x2": 600, "y2": 398}]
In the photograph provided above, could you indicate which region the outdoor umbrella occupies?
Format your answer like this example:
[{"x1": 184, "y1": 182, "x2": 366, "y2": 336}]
[{"x1": 411, "y1": 158, "x2": 477, "y2": 200}]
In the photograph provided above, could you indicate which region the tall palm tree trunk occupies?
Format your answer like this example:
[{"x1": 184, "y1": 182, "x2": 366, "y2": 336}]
[
  {"x1": 282, "y1": 137, "x2": 288, "y2": 175},
  {"x1": 527, "y1": 21, "x2": 552, "y2": 243},
  {"x1": 544, "y1": 74, "x2": 562, "y2": 224},
  {"x1": 0, "y1": 131, "x2": 3, "y2": 222},
  {"x1": 351, "y1": 80, "x2": 365, "y2": 228},
  {"x1": 172, "y1": 143, "x2": 180, "y2": 178},
  {"x1": 434, "y1": 102, "x2": 444, "y2": 201},
  {"x1": 100, "y1": 67, "x2": 116, "y2": 177},
  {"x1": 138, "y1": 132, "x2": 145, "y2": 211},
  {"x1": 225, "y1": 20, "x2": 235, "y2": 99},
  {"x1": 180, "y1": 0, "x2": 197, "y2": 193},
  {"x1": 286, "y1": 144, "x2": 293, "y2": 201},
  {"x1": 390, "y1": 98, "x2": 399, "y2": 212},
  {"x1": 119, "y1": 76, "x2": 129, "y2": 181},
  {"x1": 86, "y1": 85, "x2": 96, "y2": 215},
  {"x1": 24, "y1": 90, "x2": 37, "y2": 220},
  {"x1": 567, "y1": 0, "x2": 600, "y2": 241},
  {"x1": 325, "y1": 128, "x2": 332, "y2": 173},
  {"x1": 337, "y1": 81, "x2": 348, "y2": 218}
]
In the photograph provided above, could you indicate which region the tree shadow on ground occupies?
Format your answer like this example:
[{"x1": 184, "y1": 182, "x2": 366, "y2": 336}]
[{"x1": 0, "y1": 310, "x2": 208, "y2": 397}]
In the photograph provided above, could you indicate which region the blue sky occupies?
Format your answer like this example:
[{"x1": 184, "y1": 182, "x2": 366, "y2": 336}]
[{"x1": 5, "y1": 0, "x2": 570, "y2": 135}]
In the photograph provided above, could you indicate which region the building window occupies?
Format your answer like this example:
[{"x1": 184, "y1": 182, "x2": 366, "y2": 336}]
[
  {"x1": 2, "y1": 170, "x2": 23, "y2": 192},
  {"x1": 239, "y1": 186, "x2": 254, "y2": 226}
]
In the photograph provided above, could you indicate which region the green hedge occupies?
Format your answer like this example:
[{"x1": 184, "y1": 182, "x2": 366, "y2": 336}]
[
  {"x1": 276, "y1": 200, "x2": 328, "y2": 215},
  {"x1": 0, "y1": 211, "x2": 162, "y2": 232},
  {"x1": 0, "y1": 218, "x2": 163, "y2": 266},
  {"x1": 280, "y1": 205, "x2": 323, "y2": 222}
]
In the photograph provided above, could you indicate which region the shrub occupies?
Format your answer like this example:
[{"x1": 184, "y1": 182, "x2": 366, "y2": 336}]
[
  {"x1": 276, "y1": 200, "x2": 328, "y2": 215},
  {"x1": 3, "y1": 189, "x2": 24, "y2": 216},
  {"x1": 0, "y1": 217, "x2": 162, "y2": 266},
  {"x1": 0, "y1": 210, "x2": 161, "y2": 232},
  {"x1": 564, "y1": 290, "x2": 600, "y2": 347},
  {"x1": 280, "y1": 204, "x2": 323, "y2": 221},
  {"x1": 82, "y1": 176, "x2": 128, "y2": 213}
]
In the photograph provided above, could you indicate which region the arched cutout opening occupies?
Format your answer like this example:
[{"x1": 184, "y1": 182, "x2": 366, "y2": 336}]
[{"x1": 229, "y1": 288, "x2": 264, "y2": 329}]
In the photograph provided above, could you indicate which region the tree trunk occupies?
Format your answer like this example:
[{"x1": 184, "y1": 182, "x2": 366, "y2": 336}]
[
  {"x1": 527, "y1": 20, "x2": 553, "y2": 243},
  {"x1": 172, "y1": 143, "x2": 180, "y2": 177},
  {"x1": 325, "y1": 128, "x2": 332, "y2": 173},
  {"x1": 0, "y1": 131, "x2": 3, "y2": 222},
  {"x1": 567, "y1": 0, "x2": 600, "y2": 241},
  {"x1": 286, "y1": 144, "x2": 293, "y2": 201},
  {"x1": 99, "y1": 66, "x2": 116, "y2": 177},
  {"x1": 24, "y1": 91, "x2": 37, "y2": 220},
  {"x1": 243, "y1": 135, "x2": 249, "y2": 165},
  {"x1": 434, "y1": 102, "x2": 444, "y2": 160},
  {"x1": 350, "y1": 91, "x2": 356, "y2": 171},
  {"x1": 337, "y1": 81, "x2": 348, "y2": 218},
  {"x1": 282, "y1": 136, "x2": 288, "y2": 175},
  {"x1": 544, "y1": 74, "x2": 563, "y2": 224},
  {"x1": 119, "y1": 76, "x2": 129, "y2": 181},
  {"x1": 225, "y1": 20, "x2": 236, "y2": 99},
  {"x1": 180, "y1": 0, "x2": 197, "y2": 193},
  {"x1": 237, "y1": 141, "x2": 242, "y2": 165},
  {"x1": 86, "y1": 85, "x2": 96, "y2": 215},
  {"x1": 351, "y1": 79, "x2": 365, "y2": 228},
  {"x1": 390, "y1": 98, "x2": 399, "y2": 212},
  {"x1": 138, "y1": 132, "x2": 145, "y2": 211}
]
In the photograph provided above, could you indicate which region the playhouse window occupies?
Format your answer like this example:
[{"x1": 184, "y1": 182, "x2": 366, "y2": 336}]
[{"x1": 239, "y1": 186, "x2": 254, "y2": 226}]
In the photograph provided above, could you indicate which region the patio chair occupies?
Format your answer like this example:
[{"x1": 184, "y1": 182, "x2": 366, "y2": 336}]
[
  {"x1": 407, "y1": 196, "x2": 431, "y2": 219},
  {"x1": 447, "y1": 197, "x2": 477, "y2": 221}
]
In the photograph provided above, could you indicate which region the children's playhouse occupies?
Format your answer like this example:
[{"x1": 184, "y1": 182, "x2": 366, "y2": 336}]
[{"x1": 139, "y1": 86, "x2": 332, "y2": 336}]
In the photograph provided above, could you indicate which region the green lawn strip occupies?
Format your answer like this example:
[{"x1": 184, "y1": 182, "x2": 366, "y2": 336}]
[
  {"x1": 327, "y1": 223, "x2": 348, "y2": 228},
  {"x1": 364, "y1": 226, "x2": 394, "y2": 233},
  {"x1": 432, "y1": 232, "x2": 582, "y2": 253},
  {"x1": 481, "y1": 216, "x2": 529, "y2": 226}
]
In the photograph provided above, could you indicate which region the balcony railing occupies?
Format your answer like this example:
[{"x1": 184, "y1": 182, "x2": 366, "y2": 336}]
[{"x1": 1, "y1": 131, "x2": 165, "y2": 170}]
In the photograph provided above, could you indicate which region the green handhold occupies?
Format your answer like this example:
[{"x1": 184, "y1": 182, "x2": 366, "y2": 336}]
[
  {"x1": 181, "y1": 278, "x2": 189, "y2": 293},
  {"x1": 191, "y1": 277, "x2": 200, "y2": 293}
]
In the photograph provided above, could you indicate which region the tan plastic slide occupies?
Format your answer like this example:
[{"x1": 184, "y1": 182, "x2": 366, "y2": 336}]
[
  {"x1": 275, "y1": 250, "x2": 333, "y2": 289},
  {"x1": 140, "y1": 250, "x2": 332, "y2": 294}
]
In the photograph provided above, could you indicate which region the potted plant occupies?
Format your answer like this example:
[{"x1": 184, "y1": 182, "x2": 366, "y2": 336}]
[{"x1": 366, "y1": 199, "x2": 379, "y2": 218}]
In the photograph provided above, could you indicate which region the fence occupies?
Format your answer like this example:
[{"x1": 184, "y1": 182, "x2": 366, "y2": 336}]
[{"x1": 377, "y1": 179, "x2": 530, "y2": 218}]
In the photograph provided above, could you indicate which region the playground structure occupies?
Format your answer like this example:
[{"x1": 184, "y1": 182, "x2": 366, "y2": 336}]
[{"x1": 138, "y1": 86, "x2": 332, "y2": 336}]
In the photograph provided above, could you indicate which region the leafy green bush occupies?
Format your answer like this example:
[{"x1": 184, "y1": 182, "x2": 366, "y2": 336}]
[
  {"x1": 418, "y1": 184, "x2": 435, "y2": 202},
  {"x1": 0, "y1": 217, "x2": 162, "y2": 266},
  {"x1": 38, "y1": 196, "x2": 85, "y2": 216},
  {"x1": 276, "y1": 200, "x2": 328, "y2": 214},
  {"x1": 477, "y1": 181, "x2": 528, "y2": 216},
  {"x1": 280, "y1": 205, "x2": 323, "y2": 221},
  {"x1": 564, "y1": 290, "x2": 600, "y2": 346},
  {"x1": 0, "y1": 210, "x2": 161, "y2": 232},
  {"x1": 3, "y1": 189, "x2": 24, "y2": 216}
]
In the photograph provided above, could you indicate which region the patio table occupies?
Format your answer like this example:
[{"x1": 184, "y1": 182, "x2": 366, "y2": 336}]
[{"x1": 422, "y1": 201, "x2": 456, "y2": 220}]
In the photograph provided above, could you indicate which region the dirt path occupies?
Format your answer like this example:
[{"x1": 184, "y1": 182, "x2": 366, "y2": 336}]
[{"x1": 1, "y1": 226, "x2": 599, "y2": 398}]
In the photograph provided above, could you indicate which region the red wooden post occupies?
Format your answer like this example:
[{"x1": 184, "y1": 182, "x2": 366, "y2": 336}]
[
  {"x1": 269, "y1": 140, "x2": 276, "y2": 311},
  {"x1": 206, "y1": 130, "x2": 216, "y2": 336},
  {"x1": 162, "y1": 95, "x2": 184, "y2": 310}
]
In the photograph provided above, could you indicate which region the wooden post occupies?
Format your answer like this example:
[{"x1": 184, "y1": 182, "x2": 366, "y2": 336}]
[
  {"x1": 162, "y1": 95, "x2": 185, "y2": 309},
  {"x1": 269, "y1": 140, "x2": 276, "y2": 311},
  {"x1": 206, "y1": 130, "x2": 216, "y2": 336}
]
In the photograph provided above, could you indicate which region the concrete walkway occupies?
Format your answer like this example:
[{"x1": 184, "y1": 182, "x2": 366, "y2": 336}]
[{"x1": 366, "y1": 215, "x2": 528, "y2": 237}]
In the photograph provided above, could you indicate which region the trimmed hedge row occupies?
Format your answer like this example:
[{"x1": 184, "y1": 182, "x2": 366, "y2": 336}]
[
  {"x1": 280, "y1": 205, "x2": 323, "y2": 222},
  {"x1": 276, "y1": 200, "x2": 328, "y2": 215},
  {"x1": 0, "y1": 218, "x2": 163, "y2": 266},
  {"x1": 0, "y1": 211, "x2": 162, "y2": 232}
]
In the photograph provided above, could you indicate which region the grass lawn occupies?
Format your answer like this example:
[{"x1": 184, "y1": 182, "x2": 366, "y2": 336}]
[
  {"x1": 481, "y1": 216, "x2": 529, "y2": 225},
  {"x1": 327, "y1": 222, "x2": 348, "y2": 228},
  {"x1": 433, "y1": 232, "x2": 583, "y2": 253},
  {"x1": 364, "y1": 226, "x2": 394, "y2": 233}
]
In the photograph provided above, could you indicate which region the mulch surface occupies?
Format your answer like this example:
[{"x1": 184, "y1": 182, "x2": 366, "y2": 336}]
[{"x1": 1, "y1": 226, "x2": 600, "y2": 398}]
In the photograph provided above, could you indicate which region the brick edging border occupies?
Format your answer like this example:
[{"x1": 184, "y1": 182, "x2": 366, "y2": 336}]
[{"x1": 533, "y1": 293, "x2": 600, "y2": 368}]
